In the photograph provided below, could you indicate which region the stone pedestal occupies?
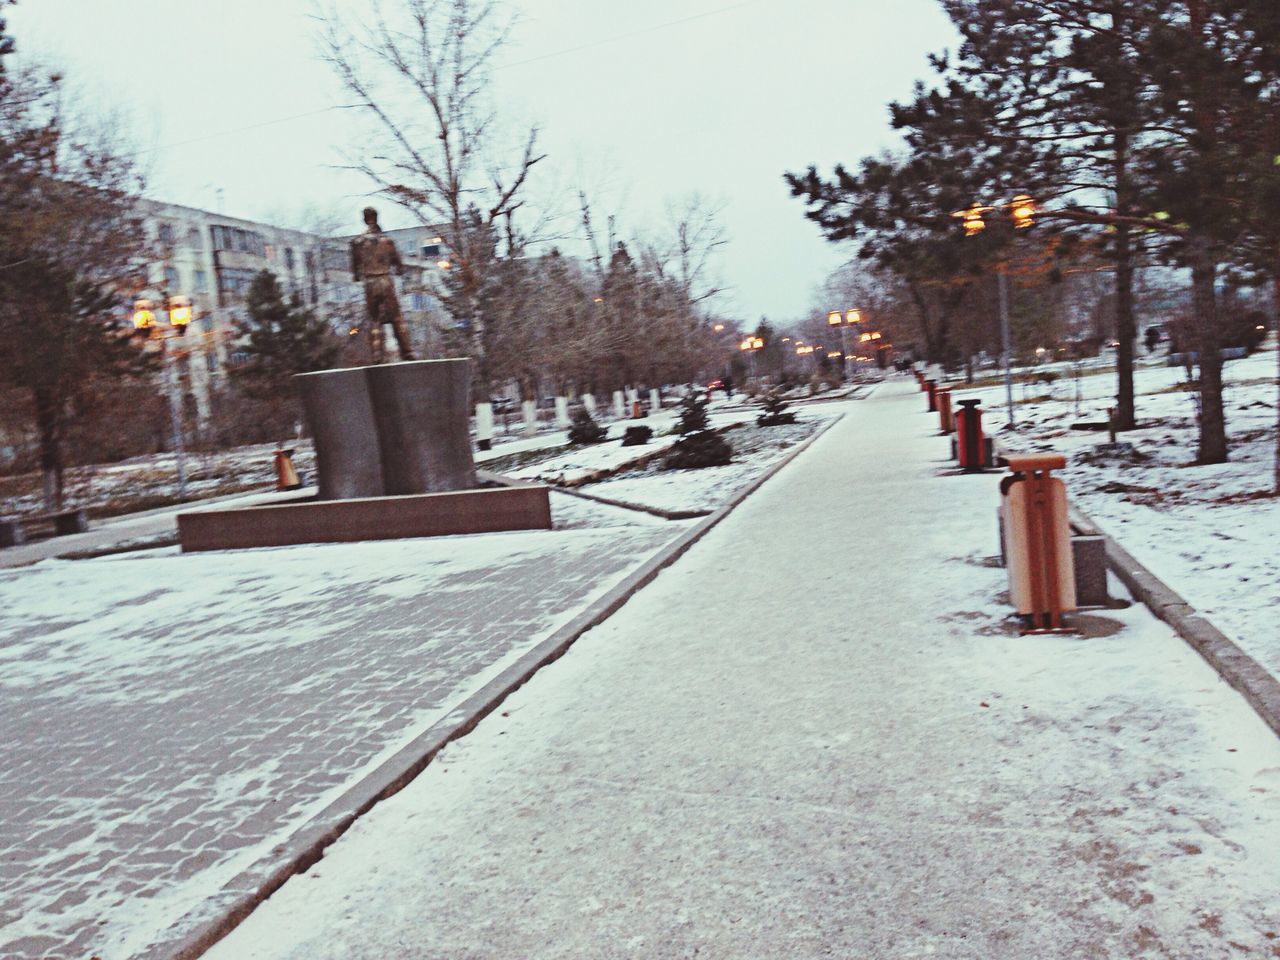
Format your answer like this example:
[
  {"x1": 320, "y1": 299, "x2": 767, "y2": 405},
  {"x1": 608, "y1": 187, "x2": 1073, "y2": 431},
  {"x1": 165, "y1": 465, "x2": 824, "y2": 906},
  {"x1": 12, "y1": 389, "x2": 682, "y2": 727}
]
[
  {"x1": 298, "y1": 359, "x2": 476, "y2": 500},
  {"x1": 297, "y1": 366, "x2": 384, "y2": 500},
  {"x1": 178, "y1": 358, "x2": 551, "y2": 552},
  {"x1": 365, "y1": 360, "x2": 475, "y2": 494}
]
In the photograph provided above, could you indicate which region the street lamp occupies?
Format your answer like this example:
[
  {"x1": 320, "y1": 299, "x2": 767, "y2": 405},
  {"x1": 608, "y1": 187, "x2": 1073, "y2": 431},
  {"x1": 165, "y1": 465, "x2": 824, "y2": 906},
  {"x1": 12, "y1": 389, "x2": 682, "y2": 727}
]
[
  {"x1": 133, "y1": 293, "x2": 194, "y2": 499},
  {"x1": 827, "y1": 309, "x2": 863, "y2": 379},
  {"x1": 953, "y1": 195, "x2": 1036, "y2": 428},
  {"x1": 740, "y1": 335, "x2": 763, "y2": 379}
]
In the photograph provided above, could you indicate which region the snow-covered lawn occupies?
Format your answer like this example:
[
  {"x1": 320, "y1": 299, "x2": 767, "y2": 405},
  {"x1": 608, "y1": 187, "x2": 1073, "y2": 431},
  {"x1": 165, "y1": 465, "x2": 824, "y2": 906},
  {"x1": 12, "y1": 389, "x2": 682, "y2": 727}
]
[
  {"x1": 583, "y1": 413, "x2": 842, "y2": 514},
  {"x1": 946, "y1": 346, "x2": 1279, "y2": 679}
]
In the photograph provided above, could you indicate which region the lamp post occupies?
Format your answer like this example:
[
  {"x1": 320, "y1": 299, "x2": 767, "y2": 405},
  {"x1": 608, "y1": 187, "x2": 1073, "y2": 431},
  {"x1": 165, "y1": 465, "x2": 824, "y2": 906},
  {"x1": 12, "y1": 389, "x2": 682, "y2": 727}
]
[
  {"x1": 740, "y1": 335, "x2": 763, "y2": 380},
  {"x1": 134, "y1": 293, "x2": 193, "y2": 499},
  {"x1": 954, "y1": 195, "x2": 1035, "y2": 429},
  {"x1": 826, "y1": 309, "x2": 861, "y2": 379}
]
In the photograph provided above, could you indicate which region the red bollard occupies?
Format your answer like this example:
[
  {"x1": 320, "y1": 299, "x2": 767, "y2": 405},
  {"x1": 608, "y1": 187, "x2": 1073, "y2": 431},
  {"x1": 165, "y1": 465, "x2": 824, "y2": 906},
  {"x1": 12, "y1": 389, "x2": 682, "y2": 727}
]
[
  {"x1": 1001, "y1": 454, "x2": 1076, "y2": 633},
  {"x1": 925, "y1": 379, "x2": 937, "y2": 412},
  {"x1": 936, "y1": 387, "x2": 953, "y2": 434},
  {"x1": 955, "y1": 399, "x2": 988, "y2": 470}
]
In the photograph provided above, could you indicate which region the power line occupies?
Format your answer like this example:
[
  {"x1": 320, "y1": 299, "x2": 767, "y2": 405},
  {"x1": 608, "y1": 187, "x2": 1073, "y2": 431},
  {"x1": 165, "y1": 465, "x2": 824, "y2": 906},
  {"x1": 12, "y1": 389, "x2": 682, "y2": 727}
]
[{"x1": 132, "y1": 105, "x2": 358, "y2": 157}]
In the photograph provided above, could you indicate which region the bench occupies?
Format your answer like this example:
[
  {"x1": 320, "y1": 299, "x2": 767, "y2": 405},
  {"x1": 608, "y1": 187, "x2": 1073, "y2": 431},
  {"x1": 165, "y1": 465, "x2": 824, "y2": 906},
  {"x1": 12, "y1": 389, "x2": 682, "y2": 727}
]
[{"x1": 0, "y1": 508, "x2": 90, "y2": 548}]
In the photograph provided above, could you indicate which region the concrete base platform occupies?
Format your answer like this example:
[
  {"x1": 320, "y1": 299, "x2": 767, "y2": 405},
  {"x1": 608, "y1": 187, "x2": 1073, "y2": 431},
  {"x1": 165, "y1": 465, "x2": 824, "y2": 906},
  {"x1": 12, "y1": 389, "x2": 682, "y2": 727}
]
[{"x1": 177, "y1": 485, "x2": 551, "y2": 552}]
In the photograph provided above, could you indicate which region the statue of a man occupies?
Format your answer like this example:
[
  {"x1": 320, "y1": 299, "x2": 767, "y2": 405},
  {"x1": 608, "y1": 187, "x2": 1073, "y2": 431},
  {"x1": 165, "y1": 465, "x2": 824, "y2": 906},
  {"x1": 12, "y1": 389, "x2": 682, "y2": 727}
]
[{"x1": 350, "y1": 206, "x2": 416, "y2": 364}]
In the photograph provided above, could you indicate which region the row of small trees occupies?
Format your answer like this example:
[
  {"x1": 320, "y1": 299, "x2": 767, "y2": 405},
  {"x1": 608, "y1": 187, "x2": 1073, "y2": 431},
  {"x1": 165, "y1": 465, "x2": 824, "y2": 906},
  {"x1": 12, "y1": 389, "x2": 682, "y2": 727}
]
[{"x1": 788, "y1": 0, "x2": 1280, "y2": 475}]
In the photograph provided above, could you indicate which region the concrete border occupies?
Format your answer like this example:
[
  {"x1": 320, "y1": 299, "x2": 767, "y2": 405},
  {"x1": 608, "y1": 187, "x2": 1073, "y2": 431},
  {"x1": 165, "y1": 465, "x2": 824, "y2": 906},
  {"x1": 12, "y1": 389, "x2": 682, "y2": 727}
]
[
  {"x1": 149, "y1": 409, "x2": 850, "y2": 960},
  {"x1": 1070, "y1": 505, "x2": 1280, "y2": 741}
]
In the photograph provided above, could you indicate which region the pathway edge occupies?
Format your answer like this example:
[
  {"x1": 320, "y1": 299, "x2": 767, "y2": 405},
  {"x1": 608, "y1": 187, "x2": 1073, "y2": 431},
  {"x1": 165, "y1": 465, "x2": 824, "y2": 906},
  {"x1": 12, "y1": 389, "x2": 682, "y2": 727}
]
[
  {"x1": 1070, "y1": 505, "x2": 1280, "y2": 741},
  {"x1": 152, "y1": 410, "x2": 849, "y2": 960}
]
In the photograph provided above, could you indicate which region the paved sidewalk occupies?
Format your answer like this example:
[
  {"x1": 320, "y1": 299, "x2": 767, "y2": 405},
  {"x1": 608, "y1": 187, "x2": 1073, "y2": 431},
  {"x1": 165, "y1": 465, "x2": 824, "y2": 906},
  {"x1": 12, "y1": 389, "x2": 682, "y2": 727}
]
[
  {"x1": 0, "y1": 500, "x2": 681, "y2": 959},
  {"x1": 210, "y1": 378, "x2": 1280, "y2": 959}
]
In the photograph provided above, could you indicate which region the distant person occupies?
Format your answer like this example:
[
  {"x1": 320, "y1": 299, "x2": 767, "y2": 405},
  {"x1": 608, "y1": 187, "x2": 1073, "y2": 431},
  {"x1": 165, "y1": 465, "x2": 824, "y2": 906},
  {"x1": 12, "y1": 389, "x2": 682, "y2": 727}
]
[
  {"x1": 1144, "y1": 326, "x2": 1161, "y2": 355},
  {"x1": 722, "y1": 376, "x2": 734, "y2": 399}
]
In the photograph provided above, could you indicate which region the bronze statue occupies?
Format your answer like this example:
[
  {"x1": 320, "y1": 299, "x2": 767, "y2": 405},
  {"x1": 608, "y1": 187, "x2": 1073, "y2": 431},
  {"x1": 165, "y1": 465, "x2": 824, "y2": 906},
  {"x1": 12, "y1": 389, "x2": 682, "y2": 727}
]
[{"x1": 350, "y1": 206, "x2": 416, "y2": 364}]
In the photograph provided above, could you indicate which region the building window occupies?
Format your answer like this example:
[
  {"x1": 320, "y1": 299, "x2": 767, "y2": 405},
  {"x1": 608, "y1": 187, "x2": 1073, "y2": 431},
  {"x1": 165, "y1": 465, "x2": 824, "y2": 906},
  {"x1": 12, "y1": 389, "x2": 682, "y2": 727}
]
[
  {"x1": 285, "y1": 247, "x2": 295, "y2": 271},
  {"x1": 194, "y1": 269, "x2": 208, "y2": 293},
  {"x1": 187, "y1": 226, "x2": 203, "y2": 249},
  {"x1": 164, "y1": 266, "x2": 180, "y2": 289},
  {"x1": 217, "y1": 267, "x2": 258, "y2": 303},
  {"x1": 422, "y1": 243, "x2": 442, "y2": 259},
  {"x1": 265, "y1": 243, "x2": 276, "y2": 261},
  {"x1": 211, "y1": 225, "x2": 265, "y2": 258},
  {"x1": 157, "y1": 222, "x2": 174, "y2": 246}
]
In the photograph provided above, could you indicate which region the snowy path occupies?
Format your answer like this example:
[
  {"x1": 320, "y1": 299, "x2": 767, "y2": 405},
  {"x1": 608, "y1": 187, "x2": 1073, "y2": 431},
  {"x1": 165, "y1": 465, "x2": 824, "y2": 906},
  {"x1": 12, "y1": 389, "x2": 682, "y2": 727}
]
[{"x1": 208, "y1": 376, "x2": 1280, "y2": 960}]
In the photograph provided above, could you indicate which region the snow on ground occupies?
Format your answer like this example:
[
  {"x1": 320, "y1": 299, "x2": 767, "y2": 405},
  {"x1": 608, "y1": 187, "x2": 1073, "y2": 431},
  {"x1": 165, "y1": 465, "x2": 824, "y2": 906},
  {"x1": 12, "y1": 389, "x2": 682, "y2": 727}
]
[
  {"x1": 206, "y1": 379, "x2": 1280, "y2": 960},
  {"x1": 584, "y1": 409, "x2": 844, "y2": 514},
  {"x1": 6, "y1": 390, "x2": 832, "y2": 958},
  {"x1": 497, "y1": 406, "x2": 759, "y2": 486},
  {"x1": 0, "y1": 519, "x2": 685, "y2": 960},
  {"x1": 946, "y1": 347, "x2": 1279, "y2": 681}
]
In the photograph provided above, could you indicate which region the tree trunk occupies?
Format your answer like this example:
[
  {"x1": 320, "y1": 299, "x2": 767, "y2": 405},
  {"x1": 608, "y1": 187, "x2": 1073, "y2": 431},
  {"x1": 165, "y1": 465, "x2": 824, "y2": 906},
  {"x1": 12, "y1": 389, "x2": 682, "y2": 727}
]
[
  {"x1": 1190, "y1": 238, "x2": 1227, "y2": 463},
  {"x1": 1274, "y1": 266, "x2": 1279, "y2": 492},
  {"x1": 1110, "y1": 9, "x2": 1137, "y2": 430},
  {"x1": 907, "y1": 282, "x2": 939, "y2": 363},
  {"x1": 1113, "y1": 223, "x2": 1137, "y2": 429},
  {"x1": 33, "y1": 387, "x2": 64, "y2": 511}
]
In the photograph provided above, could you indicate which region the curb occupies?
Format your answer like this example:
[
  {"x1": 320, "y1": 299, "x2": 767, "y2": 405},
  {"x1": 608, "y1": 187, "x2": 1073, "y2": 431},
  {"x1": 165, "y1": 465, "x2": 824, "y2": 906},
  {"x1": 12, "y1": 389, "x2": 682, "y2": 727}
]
[
  {"x1": 151, "y1": 409, "x2": 851, "y2": 960},
  {"x1": 1070, "y1": 506, "x2": 1280, "y2": 741}
]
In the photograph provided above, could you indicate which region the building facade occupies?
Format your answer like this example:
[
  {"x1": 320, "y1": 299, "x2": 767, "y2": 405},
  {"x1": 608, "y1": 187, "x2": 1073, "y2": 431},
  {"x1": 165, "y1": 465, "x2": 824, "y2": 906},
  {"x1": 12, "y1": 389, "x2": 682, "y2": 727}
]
[{"x1": 134, "y1": 201, "x2": 450, "y2": 424}]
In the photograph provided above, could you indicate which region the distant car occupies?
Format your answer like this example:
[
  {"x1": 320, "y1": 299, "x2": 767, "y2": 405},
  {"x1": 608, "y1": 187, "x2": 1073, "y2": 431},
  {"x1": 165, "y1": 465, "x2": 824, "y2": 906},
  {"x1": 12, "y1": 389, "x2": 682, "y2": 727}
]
[
  {"x1": 707, "y1": 379, "x2": 723, "y2": 391},
  {"x1": 490, "y1": 397, "x2": 515, "y2": 414}
]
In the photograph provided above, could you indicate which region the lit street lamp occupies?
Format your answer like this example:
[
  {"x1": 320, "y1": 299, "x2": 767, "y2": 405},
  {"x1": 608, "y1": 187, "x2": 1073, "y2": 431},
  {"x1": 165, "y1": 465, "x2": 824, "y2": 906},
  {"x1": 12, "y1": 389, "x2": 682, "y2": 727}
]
[
  {"x1": 133, "y1": 293, "x2": 194, "y2": 499},
  {"x1": 954, "y1": 195, "x2": 1036, "y2": 428},
  {"x1": 740, "y1": 335, "x2": 763, "y2": 380},
  {"x1": 826, "y1": 309, "x2": 862, "y2": 379}
]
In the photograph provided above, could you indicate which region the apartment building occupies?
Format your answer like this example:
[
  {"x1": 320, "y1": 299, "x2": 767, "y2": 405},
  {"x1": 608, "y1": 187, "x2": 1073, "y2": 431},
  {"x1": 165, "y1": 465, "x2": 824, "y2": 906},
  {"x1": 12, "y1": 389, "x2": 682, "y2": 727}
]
[{"x1": 135, "y1": 201, "x2": 449, "y2": 422}]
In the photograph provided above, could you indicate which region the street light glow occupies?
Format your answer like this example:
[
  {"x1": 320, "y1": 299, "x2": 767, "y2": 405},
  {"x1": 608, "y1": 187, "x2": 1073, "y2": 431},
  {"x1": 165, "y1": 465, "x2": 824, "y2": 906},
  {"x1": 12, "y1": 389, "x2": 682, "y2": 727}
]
[
  {"x1": 1011, "y1": 195, "x2": 1036, "y2": 229},
  {"x1": 169, "y1": 296, "x2": 193, "y2": 329},
  {"x1": 846, "y1": 309, "x2": 861, "y2": 324},
  {"x1": 954, "y1": 204, "x2": 990, "y2": 236},
  {"x1": 131, "y1": 300, "x2": 156, "y2": 331},
  {"x1": 827, "y1": 311, "x2": 841, "y2": 326}
]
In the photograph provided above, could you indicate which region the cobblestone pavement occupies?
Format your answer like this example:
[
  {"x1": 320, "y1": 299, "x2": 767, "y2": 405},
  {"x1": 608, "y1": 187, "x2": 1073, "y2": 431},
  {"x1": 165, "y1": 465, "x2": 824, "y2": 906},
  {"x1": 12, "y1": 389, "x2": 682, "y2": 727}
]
[{"x1": 0, "y1": 502, "x2": 679, "y2": 960}]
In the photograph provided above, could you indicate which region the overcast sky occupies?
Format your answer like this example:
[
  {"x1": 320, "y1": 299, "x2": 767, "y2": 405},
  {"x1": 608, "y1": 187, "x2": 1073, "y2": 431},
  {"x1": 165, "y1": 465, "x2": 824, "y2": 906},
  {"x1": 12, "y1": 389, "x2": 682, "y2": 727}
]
[{"x1": 9, "y1": 0, "x2": 958, "y2": 324}]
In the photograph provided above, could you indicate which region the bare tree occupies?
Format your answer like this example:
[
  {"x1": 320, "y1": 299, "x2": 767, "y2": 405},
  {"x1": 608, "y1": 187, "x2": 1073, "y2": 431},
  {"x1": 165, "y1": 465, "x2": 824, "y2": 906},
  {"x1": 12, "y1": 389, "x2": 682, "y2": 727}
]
[
  {"x1": 642, "y1": 193, "x2": 729, "y2": 311},
  {"x1": 318, "y1": 0, "x2": 545, "y2": 368}
]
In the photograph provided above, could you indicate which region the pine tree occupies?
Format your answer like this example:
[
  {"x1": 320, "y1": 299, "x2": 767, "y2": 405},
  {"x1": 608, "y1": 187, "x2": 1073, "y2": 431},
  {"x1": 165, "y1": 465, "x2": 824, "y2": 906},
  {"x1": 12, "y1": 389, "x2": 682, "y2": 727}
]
[
  {"x1": 231, "y1": 271, "x2": 340, "y2": 406},
  {"x1": 566, "y1": 404, "x2": 607, "y2": 445},
  {"x1": 756, "y1": 388, "x2": 796, "y2": 427},
  {"x1": 662, "y1": 390, "x2": 731, "y2": 469}
]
